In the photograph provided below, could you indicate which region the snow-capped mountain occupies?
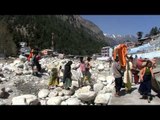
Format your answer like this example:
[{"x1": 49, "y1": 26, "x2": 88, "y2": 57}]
[
  {"x1": 104, "y1": 33, "x2": 122, "y2": 39},
  {"x1": 104, "y1": 33, "x2": 137, "y2": 44}
]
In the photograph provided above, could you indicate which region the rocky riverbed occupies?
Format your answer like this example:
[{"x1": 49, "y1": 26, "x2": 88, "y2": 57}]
[
  {"x1": 0, "y1": 56, "x2": 115, "y2": 105},
  {"x1": 1, "y1": 56, "x2": 160, "y2": 105}
]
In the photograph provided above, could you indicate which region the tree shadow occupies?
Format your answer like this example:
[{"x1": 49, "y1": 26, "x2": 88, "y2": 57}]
[{"x1": 119, "y1": 87, "x2": 137, "y2": 96}]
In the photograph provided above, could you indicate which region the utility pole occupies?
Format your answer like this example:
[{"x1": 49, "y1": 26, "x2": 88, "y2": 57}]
[{"x1": 51, "y1": 32, "x2": 54, "y2": 51}]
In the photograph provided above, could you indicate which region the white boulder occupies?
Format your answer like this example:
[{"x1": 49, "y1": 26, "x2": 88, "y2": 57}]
[
  {"x1": 103, "y1": 84, "x2": 115, "y2": 93},
  {"x1": 38, "y1": 89, "x2": 50, "y2": 98},
  {"x1": 106, "y1": 76, "x2": 115, "y2": 85},
  {"x1": 65, "y1": 98, "x2": 81, "y2": 105},
  {"x1": 97, "y1": 64, "x2": 105, "y2": 71},
  {"x1": 94, "y1": 93, "x2": 111, "y2": 105},
  {"x1": 75, "y1": 86, "x2": 96, "y2": 102},
  {"x1": 93, "y1": 83, "x2": 104, "y2": 93},
  {"x1": 47, "y1": 97, "x2": 62, "y2": 105},
  {"x1": 12, "y1": 94, "x2": 38, "y2": 105},
  {"x1": 48, "y1": 91, "x2": 58, "y2": 97},
  {"x1": 98, "y1": 76, "x2": 106, "y2": 82}
]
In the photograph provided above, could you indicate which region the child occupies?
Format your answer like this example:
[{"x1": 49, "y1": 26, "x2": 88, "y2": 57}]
[{"x1": 48, "y1": 68, "x2": 59, "y2": 89}]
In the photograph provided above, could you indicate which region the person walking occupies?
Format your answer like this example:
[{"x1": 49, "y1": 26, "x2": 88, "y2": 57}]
[
  {"x1": 75, "y1": 57, "x2": 86, "y2": 87},
  {"x1": 63, "y1": 61, "x2": 73, "y2": 90},
  {"x1": 112, "y1": 56, "x2": 123, "y2": 97},
  {"x1": 139, "y1": 60, "x2": 155, "y2": 103},
  {"x1": 31, "y1": 50, "x2": 41, "y2": 76},
  {"x1": 84, "y1": 57, "x2": 93, "y2": 91},
  {"x1": 48, "y1": 67, "x2": 60, "y2": 89}
]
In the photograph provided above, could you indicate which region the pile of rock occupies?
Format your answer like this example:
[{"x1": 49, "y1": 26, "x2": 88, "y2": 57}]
[{"x1": 0, "y1": 56, "x2": 115, "y2": 105}]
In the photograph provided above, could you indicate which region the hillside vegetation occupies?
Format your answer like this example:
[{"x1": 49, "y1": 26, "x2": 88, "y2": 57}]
[{"x1": 0, "y1": 15, "x2": 108, "y2": 56}]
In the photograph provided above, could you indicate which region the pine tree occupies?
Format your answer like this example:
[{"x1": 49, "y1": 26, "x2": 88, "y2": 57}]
[
  {"x1": 149, "y1": 26, "x2": 160, "y2": 36},
  {"x1": 137, "y1": 31, "x2": 143, "y2": 39},
  {"x1": 0, "y1": 20, "x2": 17, "y2": 57}
]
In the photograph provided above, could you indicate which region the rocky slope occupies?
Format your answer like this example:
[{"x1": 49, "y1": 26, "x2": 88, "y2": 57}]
[{"x1": 57, "y1": 15, "x2": 106, "y2": 41}]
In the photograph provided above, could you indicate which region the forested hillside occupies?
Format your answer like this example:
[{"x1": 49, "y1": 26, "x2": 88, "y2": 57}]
[{"x1": 0, "y1": 15, "x2": 108, "y2": 56}]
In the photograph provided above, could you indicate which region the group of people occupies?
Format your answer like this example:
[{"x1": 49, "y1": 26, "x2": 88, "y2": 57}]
[
  {"x1": 112, "y1": 55, "x2": 155, "y2": 103},
  {"x1": 27, "y1": 48, "x2": 93, "y2": 90},
  {"x1": 48, "y1": 56, "x2": 93, "y2": 90},
  {"x1": 27, "y1": 48, "x2": 155, "y2": 103}
]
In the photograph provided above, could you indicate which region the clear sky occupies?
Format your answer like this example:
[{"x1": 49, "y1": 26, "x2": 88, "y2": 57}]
[{"x1": 81, "y1": 15, "x2": 160, "y2": 36}]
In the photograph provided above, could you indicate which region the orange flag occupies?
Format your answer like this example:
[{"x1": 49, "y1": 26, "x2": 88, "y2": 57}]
[{"x1": 113, "y1": 44, "x2": 127, "y2": 68}]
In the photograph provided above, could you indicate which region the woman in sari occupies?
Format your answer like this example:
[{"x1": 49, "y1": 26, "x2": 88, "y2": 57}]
[
  {"x1": 139, "y1": 60, "x2": 154, "y2": 103},
  {"x1": 63, "y1": 61, "x2": 73, "y2": 90},
  {"x1": 48, "y1": 67, "x2": 59, "y2": 89},
  {"x1": 123, "y1": 55, "x2": 133, "y2": 93}
]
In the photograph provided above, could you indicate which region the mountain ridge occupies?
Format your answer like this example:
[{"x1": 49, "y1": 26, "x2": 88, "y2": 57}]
[
  {"x1": 104, "y1": 33, "x2": 138, "y2": 45},
  {"x1": 0, "y1": 15, "x2": 111, "y2": 56}
]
